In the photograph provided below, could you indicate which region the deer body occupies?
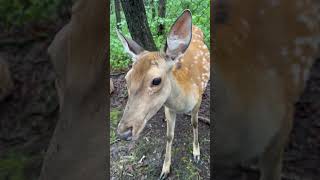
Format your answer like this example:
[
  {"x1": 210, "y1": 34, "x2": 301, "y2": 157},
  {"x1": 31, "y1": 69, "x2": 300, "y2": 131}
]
[
  {"x1": 165, "y1": 25, "x2": 210, "y2": 112},
  {"x1": 214, "y1": 0, "x2": 319, "y2": 179},
  {"x1": 116, "y1": 10, "x2": 209, "y2": 179}
]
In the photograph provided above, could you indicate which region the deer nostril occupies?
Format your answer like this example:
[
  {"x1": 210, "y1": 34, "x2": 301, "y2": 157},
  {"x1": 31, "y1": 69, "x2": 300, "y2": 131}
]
[{"x1": 118, "y1": 128, "x2": 133, "y2": 141}]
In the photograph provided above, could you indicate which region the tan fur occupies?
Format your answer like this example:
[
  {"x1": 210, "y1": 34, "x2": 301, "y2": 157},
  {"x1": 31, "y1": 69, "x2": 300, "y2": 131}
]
[{"x1": 173, "y1": 25, "x2": 210, "y2": 96}]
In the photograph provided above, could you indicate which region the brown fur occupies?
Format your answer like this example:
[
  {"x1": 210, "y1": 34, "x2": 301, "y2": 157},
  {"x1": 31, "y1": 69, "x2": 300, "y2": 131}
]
[{"x1": 214, "y1": 0, "x2": 319, "y2": 179}]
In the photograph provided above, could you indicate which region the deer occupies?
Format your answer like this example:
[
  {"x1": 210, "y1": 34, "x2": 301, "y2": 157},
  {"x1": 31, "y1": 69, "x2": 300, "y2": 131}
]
[
  {"x1": 116, "y1": 10, "x2": 210, "y2": 179},
  {"x1": 214, "y1": 0, "x2": 320, "y2": 180}
]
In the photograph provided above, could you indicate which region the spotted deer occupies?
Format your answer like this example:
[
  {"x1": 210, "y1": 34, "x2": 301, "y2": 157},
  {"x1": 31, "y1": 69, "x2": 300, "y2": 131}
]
[
  {"x1": 116, "y1": 10, "x2": 210, "y2": 179},
  {"x1": 214, "y1": 0, "x2": 320, "y2": 180}
]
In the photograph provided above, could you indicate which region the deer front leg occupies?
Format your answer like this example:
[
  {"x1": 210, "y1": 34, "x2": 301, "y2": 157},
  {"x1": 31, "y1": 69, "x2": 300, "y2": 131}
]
[
  {"x1": 259, "y1": 133, "x2": 286, "y2": 180},
  {"x1": 191, "y1": 101, "x2": 201, "y2": 163},
  {"x1": 160, "y1": 106, "x2": 176, "y2": 180},
  {"x1": 259, "y1": 107, "x2": 293, "y2": 180}
]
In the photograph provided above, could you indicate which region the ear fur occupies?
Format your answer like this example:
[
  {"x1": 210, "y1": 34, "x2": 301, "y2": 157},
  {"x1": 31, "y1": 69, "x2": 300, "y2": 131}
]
[
  {"x1": 116, "y1": 29, "x2": 145, "y2": 61},
  {"x1": 164, "y1": 10, "x2": 192, "y2": 61}
]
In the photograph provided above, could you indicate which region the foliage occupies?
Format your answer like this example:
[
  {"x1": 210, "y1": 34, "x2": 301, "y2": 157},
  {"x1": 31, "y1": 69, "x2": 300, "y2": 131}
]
[
  {"x1": 0, "y1": 151, "x2": 31, "y2": 180},
  {"x1": 0, "y1": 0, "x2": 71, "y2": 29},
  {"x1": 110, "y1": 0, "x2": 210, "y2": 71}
]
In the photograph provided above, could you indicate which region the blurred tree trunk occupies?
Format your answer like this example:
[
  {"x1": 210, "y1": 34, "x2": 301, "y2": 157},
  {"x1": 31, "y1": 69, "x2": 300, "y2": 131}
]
[
  {"x1": 114, "y1": 0, "x2": 122, "y2": 30},
  {"x1": 120, "y1": 0, "x2": 157, "y2": 51},
  {"x1": 158, "y1": 0, "x2": 166, "y2": 35}
]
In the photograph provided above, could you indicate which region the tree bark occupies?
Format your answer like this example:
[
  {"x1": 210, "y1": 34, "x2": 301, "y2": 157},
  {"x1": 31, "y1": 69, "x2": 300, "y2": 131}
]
[
  {"x1": 114, "y1": 0, "x2": 122, "y2": 30},
  {"x1": 39, "y1": 0, "x2": 108, "y2": 179},
  {"x1": 120, "y1": 0, "x2": 157, "y2": 51},
  {"x1": 158, "y1": 0, "x2": 166, "y2": 35}
]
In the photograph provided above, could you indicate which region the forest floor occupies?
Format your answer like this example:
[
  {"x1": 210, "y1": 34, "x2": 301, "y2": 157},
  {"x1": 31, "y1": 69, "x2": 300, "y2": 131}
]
[
  {"x1": 0, "y1": 23, "x2": 63, "y2": 180},
  {"x1": 0, "y1": 24, "x2": 319, "y2": 180}
]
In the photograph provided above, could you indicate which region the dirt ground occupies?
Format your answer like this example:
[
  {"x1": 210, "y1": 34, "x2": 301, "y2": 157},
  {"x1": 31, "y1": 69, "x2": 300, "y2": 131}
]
[{"x1": 0, "y1": 25, "x2": 319, "y2": 180}]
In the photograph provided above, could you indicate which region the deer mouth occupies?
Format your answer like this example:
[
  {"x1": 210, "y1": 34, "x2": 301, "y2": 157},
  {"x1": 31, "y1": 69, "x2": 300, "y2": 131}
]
[
  {"x1": 117, "y1": 112, "x2": 150, "y2": 141},
  {"x1": 118, "y1": 127, "x2": 133, "y2": 141},
  {"x1": 117, "y1": 123, "x2": 146, "y2": 141}
]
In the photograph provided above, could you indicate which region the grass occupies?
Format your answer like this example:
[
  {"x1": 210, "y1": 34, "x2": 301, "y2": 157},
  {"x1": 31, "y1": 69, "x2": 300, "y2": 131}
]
[
  {"x1": 0, "y1": 151, "x2": 40, "y2": 180},
  {"x1": 0, "y1": 0, "x2": 71, "y2": 29},
  {"x1": 110, "y1": 108, "x2": 122, "y2": 144},
  {"x1": 111, "y1": 130, "x2": 209, "y2": 179}
]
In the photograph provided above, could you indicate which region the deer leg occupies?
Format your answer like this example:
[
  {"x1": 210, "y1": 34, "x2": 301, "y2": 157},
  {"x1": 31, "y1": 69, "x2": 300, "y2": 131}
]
[
  {"x1": 259, "y1": 134, "x2": 285, "y2": 180},
  {"x1": 191, "y1": 101, "x2": 201, "y2": 163},
  {"x1": 160, "y1": 106, "x2": 176, "y2": 180},
  {"x1": 259, "y1": 107, "x2": 293, "y2": 180}
]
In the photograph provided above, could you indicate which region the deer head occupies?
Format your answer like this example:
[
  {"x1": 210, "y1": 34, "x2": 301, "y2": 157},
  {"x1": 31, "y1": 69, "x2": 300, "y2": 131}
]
[{"x1": 116, "y1": 10, "x2": 192, "y2": 141}]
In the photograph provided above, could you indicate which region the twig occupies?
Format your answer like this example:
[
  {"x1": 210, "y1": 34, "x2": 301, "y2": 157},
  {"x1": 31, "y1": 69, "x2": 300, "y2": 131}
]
[
  {"x1": 111, "y1": 138, "x2": 121, "y2": 145},
  {"x1": 184, "y1": 113, "x2": 210, "y2": 125},
  {"x1": 110, "y1": 71, "x2": 126, "y2": 76},
  {"x1": 138, "y1": 155, "x2": 146, "y2": 164}
]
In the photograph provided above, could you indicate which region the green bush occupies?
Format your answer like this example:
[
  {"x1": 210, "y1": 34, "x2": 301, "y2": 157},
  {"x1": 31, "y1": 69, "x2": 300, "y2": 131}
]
[
  {"x1": 0, "y1": 152, "x2": 30, "y2": 180},
  {"x1": 0, "y1": 0, "x2": 69, "y2": 29}
]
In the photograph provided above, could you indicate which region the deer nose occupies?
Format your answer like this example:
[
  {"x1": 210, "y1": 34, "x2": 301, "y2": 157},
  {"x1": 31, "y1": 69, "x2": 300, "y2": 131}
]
[{"x1": 118, "y1": 128, "x2": 133, "y2": 141}]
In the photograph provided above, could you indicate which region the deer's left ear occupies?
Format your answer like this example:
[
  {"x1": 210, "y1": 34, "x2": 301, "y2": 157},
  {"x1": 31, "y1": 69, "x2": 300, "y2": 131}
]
[
  {"x1": 164, "y1": 10, "x2": 192, "y2": 61},
  {"x1": 116, "y1": 29, "x2": 145, "y2": 61}
]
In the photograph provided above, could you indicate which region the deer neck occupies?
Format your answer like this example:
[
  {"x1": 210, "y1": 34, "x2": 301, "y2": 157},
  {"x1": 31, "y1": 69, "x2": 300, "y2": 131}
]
[{"x1": 164, "y1": 71, "x2": 195, "y2": 113}]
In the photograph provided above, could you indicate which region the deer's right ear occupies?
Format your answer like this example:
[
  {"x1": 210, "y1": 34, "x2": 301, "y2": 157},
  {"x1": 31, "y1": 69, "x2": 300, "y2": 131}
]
[
  {"x1": 116, "y1": 29, "x2": 145, "y2": 61},
  {"x1": 164, "y1": 10, "x2": 192, "y2": 62}
]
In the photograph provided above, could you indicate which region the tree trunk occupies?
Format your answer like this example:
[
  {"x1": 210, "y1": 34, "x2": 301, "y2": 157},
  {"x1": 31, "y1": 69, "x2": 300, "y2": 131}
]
[
  {"x1": 158, "y1": 0, "x2": 166, "y2": 35},
  {"x1": 39, "y1": 0, "x2": 108, "y2": 179},
  {"x1": 120, "y1": 0, "x2": 157, "y2": 51},
  {"x1": 114, "y1": 0, "x2": 122, "y2": 30}
]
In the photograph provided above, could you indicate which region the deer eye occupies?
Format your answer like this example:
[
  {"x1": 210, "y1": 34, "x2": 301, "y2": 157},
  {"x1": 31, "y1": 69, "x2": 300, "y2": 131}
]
[{"x1": 152, "y1": 77, "x2": 161, "y2": 86}]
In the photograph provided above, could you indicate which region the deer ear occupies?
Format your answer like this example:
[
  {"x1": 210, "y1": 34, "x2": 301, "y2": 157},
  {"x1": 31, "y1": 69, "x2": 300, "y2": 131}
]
[
  {"x1": 116, "y1": 29, "x2": 145, "y2": 61},
  {"x1": 164, "y1": 10, "x2": 192, "y2": 61}
]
